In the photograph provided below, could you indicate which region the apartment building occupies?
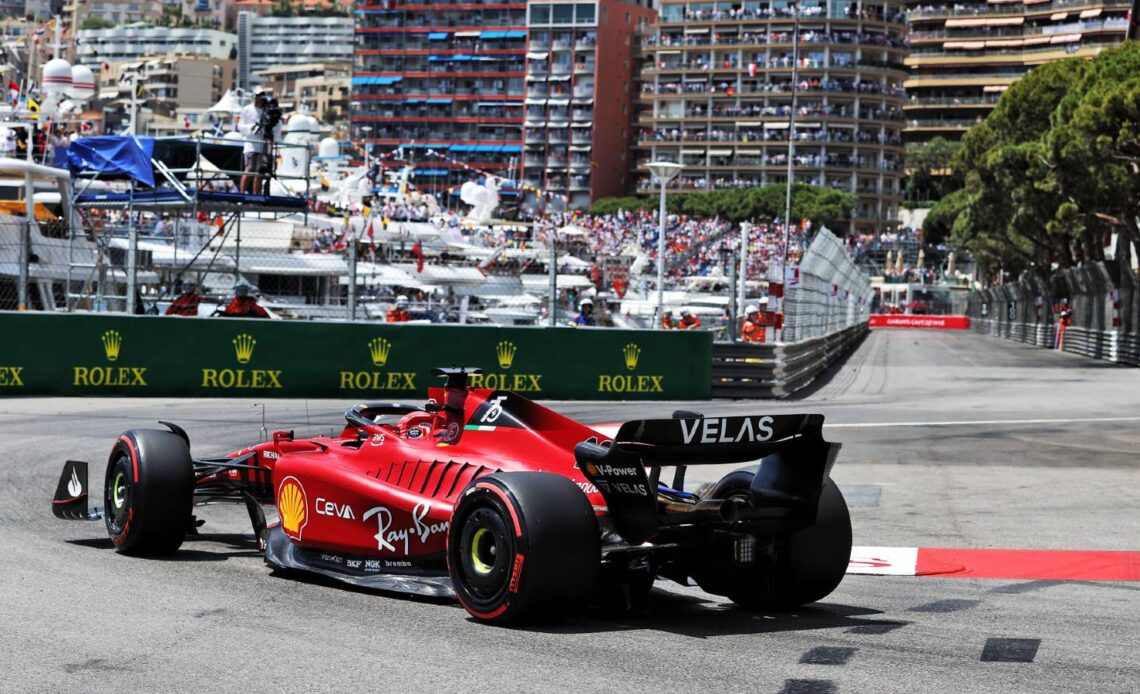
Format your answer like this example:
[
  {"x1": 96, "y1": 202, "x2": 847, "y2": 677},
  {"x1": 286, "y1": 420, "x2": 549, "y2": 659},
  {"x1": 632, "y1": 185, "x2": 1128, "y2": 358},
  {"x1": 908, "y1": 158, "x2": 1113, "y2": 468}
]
[
  {"x1": 236, "y1": 12, "x2": 354, "y2": 90},
  {"x1": 522, "y1": 0, "x2": 656, "y2": 209},
  {"x1": 904, "y1": 0, "x2": 1132, "y2": 142},
  {"x1": 100, "y1": 56, "x2": 235, "y2": 111},
  {"x1": 351, "y1": 0, "x2": 528, "y2": 193},
  {"x1": 76, "y1": 24, "x2": 237, "y2": 64},
  {"x1": 637, "y1": 0, "x2": 908, "y2": 232},
  {"x1": 255, "y1": 62, "x2": 351, "y2": 123}
]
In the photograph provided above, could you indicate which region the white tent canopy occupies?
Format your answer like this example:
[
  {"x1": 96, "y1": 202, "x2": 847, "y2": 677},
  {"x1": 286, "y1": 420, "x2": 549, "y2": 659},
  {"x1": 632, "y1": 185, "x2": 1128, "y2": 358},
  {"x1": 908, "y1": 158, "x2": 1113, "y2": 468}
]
[{"x1": 208, "y1": 89, "x2": 244, "y2": 115}]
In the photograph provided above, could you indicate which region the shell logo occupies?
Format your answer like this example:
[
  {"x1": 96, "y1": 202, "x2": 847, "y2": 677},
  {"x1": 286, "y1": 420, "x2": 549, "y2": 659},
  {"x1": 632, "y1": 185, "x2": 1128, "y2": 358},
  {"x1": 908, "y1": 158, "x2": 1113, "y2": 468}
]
[{"x1": 278, "y1": 476, "x2": 308, "y2": 540}]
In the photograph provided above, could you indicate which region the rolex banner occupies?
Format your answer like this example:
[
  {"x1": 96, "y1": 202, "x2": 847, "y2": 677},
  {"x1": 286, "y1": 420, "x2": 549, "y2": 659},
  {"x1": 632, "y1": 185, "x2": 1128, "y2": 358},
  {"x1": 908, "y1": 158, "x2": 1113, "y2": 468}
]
[{"x1": 0, "y1": 313, "x2": 712, "y2": 400}]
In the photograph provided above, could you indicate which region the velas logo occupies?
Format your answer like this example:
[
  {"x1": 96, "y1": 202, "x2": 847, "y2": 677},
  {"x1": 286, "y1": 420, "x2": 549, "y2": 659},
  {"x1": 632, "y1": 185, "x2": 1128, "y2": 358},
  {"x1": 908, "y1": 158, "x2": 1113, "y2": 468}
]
[
  {"x1": 496, "y1": 340, "x2": 517, "y2": 369},
  {"x1": 277, "y1": 476, "x2": 308, "y2": 540},
  {"x1": 468, "y1": 341, "x2": 542, "y2": 392},
  {"x1": 201, "y1": 333, "x2": 282, "y2": 390},
  {"x1": 233, "y1": 333, "x2": 256, "y2": 364},
  {"x1": 0, "y1": 341, "x2": 25, "y2": 387},
  {"x1": 73, "y1": 330, "x2": 147, "y2": 388},
  {"x1": 369, "y1": 337, "x2": 392, "y2": 367},
  {"x1": 598, "y1": 342, "x2": 663, "y2": 394},
  {"x1": 623, "y1": 343, "x2": 641, "y2": 370},
  {"x1": 339, "y1": 336, "x2": 416, "y2": 392},
  {"x1": 102, "y1": 330, "x2": 122, "y2": 361}
]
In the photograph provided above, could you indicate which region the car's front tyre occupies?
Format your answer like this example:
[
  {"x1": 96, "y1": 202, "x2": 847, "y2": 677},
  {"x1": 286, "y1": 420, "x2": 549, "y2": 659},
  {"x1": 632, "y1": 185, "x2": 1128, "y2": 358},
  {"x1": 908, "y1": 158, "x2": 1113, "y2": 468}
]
[{"x1": 104, "y1": 429, "x2": 194, "y2": 556}]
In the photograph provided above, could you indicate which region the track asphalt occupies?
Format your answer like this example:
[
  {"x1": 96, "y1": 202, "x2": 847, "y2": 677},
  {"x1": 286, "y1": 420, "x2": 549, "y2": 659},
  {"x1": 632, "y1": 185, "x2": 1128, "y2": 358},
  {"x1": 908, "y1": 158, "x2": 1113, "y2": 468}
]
[{"x1": 2, "y1": 329, "x2": 1138, "y2": 693}]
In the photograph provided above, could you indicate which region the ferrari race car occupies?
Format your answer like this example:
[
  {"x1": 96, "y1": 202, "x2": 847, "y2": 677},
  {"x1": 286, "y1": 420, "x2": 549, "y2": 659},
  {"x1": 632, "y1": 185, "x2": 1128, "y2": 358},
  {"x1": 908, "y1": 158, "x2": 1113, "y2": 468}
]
[{"x1": 53, "y1": 368, "x2": 852, "y2": 623}]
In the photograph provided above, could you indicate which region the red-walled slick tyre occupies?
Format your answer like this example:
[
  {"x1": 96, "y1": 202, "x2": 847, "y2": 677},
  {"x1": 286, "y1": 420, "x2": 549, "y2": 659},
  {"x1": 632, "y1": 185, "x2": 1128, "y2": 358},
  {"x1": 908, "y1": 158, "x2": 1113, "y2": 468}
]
[
  {"x1": 447, "y1": 472, "x2": 599, "y2": 624},
  {"x1": 104, "y1": 429, "x2": 194, "y2": 556}
]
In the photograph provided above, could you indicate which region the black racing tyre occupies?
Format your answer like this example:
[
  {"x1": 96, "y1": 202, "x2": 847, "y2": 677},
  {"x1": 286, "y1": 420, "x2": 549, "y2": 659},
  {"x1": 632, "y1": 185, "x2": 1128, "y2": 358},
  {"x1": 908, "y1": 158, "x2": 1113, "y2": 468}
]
[
  {"x1": 447, "y1": 472, "x2": 600, "y2": 624},
  {"x1": 699, "y1": 472, "x2": 851, "y2": 609},
  {"x1": 104, "y1": 429, "x2": 194, "y2": 556}
]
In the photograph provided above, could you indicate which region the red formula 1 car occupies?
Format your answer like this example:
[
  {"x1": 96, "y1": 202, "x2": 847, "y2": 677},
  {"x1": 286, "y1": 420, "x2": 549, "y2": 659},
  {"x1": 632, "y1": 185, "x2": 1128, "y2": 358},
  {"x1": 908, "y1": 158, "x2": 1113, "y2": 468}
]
[{"x1": 53, "y1": 368, "x2": 852, "y2": 623}]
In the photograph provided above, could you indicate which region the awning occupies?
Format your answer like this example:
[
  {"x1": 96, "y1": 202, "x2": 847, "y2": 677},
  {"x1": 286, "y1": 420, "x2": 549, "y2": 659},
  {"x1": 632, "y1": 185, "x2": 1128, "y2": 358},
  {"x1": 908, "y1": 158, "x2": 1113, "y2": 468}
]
[
  {"x1": 427, "y1": 32, "x2": 449, "y2": 40},
  {"x1": 454, "y1": 31, "x2": 481, "y2": 37},
  {"x1": 427, "y1": 98, "x2": 452, "y2": 104},
  {"x1": 527, "y1": 52, "x2": 549, "y2": 60},
  {"x1": 1050, "y1": 33, "x2": 1082, "y2": 44},
  {"x1": 413, "y1": 169, "x2": 450, "y2": 176},
  {"x1": 656, "y1": 50, "x2": 681, "y2": 55},
  {"x1": 684, "y1": 28, "x2": 710, "y2": 34},
  {"x1": 482, "y1": 30, "x2": 526, "y2": 39},
  {"x1": 1023, "y1": 35, "x2": 1052, "y2": 45},
  {"x1": 945, "y1": 16, "x2": 1023, "y2": 26},
  {"x1": 983, "y1": 85, "x2": 1010, "y2": 93},
  {"x1": 707, "y1": 149, "x2": 731, "y2": 155},
  {"x1": 548, "y1": 98, "x2": 569, "y2": 105},
  {"x1": 570, "y1": 122, "x2": 591, "y2": 128},
  {"x1": 352, "y1": 75, "x2": 403, "y2": 85},
  {"x1": 945, "y1": 40, "x2": 986, "y2": 49},
  {"x1": 1050, "y1": 12, "x2": 1068, "y2": 20},
  {"x1": 985, "y1": 39, "x2": 1023, "y2": 47},
  {"x1": 525, "y1": 98, "x2": 547, "y2": 105},
  {"x1": 569, "y1": 145, "x2": 591, "y2": 151},
  {"x1": 1079, "y1": 8, "x2": 1101, "y2": 18},
  {"x1": 526, "y1": 74, "x2": 547, "y2": 81},
  {"x1": 763, "y1": 122, "x2": 790, "y2": 129},
  {"x1": 548, "y1": 75, "x2": 571, "y2": 81},
  {"x1": 737, "y1": 149, "x2": 761, "y2": 155}
]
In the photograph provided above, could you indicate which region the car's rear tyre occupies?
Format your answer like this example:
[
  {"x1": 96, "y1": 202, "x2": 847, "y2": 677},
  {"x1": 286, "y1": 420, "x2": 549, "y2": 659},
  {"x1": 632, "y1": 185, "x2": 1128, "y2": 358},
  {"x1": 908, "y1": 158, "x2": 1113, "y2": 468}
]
[
  {"x1": 104, "y1": 429, "x2": 194, "y2": 556},
  {"x1": 448, "y1": 472, "x2": 600, "y2": 624},
  {"x1": 698, "y1": 473, "x2": 851, "y2": 609}
]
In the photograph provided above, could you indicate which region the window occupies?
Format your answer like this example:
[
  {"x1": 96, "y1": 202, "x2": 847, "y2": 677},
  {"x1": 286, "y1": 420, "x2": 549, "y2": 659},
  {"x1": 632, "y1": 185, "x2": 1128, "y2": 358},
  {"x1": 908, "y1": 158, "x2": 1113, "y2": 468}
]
[
  {"x1": 552, "y1": 3, "x2": 574, "y2": 23},
  {"x1": 530, "y1": 5, "x2": 550, "y2": 23},
  {"x1": 576, "y1": 3, "x2": 595, "y2": 23}
]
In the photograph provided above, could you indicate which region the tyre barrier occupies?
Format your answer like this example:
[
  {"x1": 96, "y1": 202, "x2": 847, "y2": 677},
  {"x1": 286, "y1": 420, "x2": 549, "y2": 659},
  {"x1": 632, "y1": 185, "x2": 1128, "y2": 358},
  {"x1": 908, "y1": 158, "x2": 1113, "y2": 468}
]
[
  {"x1": 710, "y1": 323, "x2": 868, "y2": 398},
  {"x1": 971, "y1": 318, "x2": 1140, "y2": 366}
]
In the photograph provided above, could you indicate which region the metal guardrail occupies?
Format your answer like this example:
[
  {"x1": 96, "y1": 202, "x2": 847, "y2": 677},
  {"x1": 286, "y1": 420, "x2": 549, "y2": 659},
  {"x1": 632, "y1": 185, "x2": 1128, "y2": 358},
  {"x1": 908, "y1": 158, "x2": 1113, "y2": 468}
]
[
  {"x1": 710, "y1": 323, "x2": 867, "y2": 398},
  {"x1": 972, "y1": 318, "x2": 1139, "y2": 366}
]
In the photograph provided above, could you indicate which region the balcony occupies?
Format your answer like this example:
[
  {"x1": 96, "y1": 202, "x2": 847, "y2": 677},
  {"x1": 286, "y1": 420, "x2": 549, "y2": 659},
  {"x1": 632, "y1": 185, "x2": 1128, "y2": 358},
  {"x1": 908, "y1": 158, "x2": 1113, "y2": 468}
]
[
  {"x1": 570, "y1": 158, "x2": 590, "y2": 170},
  {"x1": 575, "y1": 37, "x2": 596, "y2": 50},
  {"x1": 527, "y1": 86, "x2": 550, "y2": 98},
  {"x1": 573, "y1": 84, "x2": 594, "y2": 98},
  {"x1": 552, "y1": 39, "x2": 571, "y2": 51},
  {"x1": 571, "y1": 130, "x2": 592, "y2": 144},
  {"x1": 549, "y1": 131, "x2": 570, "y2": 144},
  {"x1": 570, "y1": 176, "x2": 590, "y2": 190},
  {"x1": 526, "y1": 131, "x2": 546, "y2": 143},
  {"x1": 524, "y1": 155, "x2": 546, "y2": 166},
  {"x1": 551, "y1": 63, "x2": 572, "y2": 75},
  {"x1": 571, "y1": 109, "x2": 593, "y2": 122},
  {"x1": 573, "y1": 61, "x2": 595, "y2": 74}
]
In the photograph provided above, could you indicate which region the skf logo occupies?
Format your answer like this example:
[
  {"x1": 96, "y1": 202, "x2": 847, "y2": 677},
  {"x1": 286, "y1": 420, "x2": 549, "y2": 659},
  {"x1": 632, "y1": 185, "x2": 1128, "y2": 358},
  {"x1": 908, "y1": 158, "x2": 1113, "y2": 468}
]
[
  {"x1": 623, "y1": 343, "x2": 641, "y2": 370},
  {"x1": 369, "y1": 337, "x2": 392, "y2": 367},
  {"x1": 101, "y1": 330, "x2": 122, "y2": 361},
  {"x1": 201, "y1": 334, "x2": 282, "y2": 389},
  {"x1": 73, "y1": 331, "x2": 147, "y2": 388},
  {"x1": 496, "y1": 340, "x2": 517, "y2": 369},
  {"x1": 339, "y1": 337, "x2": 415, "y2": 392},
  {"x1": 233, "y1": 333, "x2": 256, "y2": 364},
  {"x1": 278, "y1": 476, "x2": 308, "y2": 540},
  {"x1": 598, "y1": 342, "x2": 663, "y2": 394}
]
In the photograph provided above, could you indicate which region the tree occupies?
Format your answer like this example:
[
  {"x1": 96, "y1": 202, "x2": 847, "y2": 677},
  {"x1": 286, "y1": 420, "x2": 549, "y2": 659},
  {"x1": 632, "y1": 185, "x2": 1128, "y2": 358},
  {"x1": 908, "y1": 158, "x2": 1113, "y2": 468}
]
[
  {"x1": 904, "y1": 137, "x2": 963, "y2": 203},
  {"x1": 590, "y1": 184, "x2": 855, "y2": 227}
]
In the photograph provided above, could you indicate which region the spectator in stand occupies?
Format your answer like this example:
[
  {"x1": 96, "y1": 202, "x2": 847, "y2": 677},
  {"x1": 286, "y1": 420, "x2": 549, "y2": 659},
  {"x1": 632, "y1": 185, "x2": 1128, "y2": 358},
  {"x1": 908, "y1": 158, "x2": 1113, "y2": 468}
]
[
  {"x1": 570, "y1": 298, "x2": 596, "y2": 326},
  {"x1": 165, "y1": 280, "x2": 201, "y2": 316},
  {"x1": 221, "y1": 281, "x2": 270, "y2": 318},
  {"x1": 678, "y1": 309, "x2": 702, "y2": 330},
  {"x1": 740, "y1": 304, "x2": 766, "y2": 343},
  {"x1": 154, "y1": 214, "x2": 174, "y2": 238},
  {"x1": 661, "y1": 309, "x2": 676, "y2": 329},
  {"x1": 386, "y1": 295, "x2": 411, "y2": 322}
]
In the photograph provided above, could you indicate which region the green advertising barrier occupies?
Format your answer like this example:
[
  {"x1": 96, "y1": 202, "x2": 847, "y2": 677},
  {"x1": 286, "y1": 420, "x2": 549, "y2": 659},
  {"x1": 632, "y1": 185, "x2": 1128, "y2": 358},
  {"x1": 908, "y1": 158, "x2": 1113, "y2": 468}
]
[{"x1": 0, "y1": 312, "x2": 712, "y2": 400}]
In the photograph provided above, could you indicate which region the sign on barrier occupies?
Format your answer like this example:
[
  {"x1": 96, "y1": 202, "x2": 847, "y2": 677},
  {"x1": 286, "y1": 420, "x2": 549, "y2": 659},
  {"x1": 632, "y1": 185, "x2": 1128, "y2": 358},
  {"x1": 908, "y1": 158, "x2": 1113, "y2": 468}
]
[
  {"x1": 868, "y1": 315, "x2": 970, "y2": 330},
  {"x1": 0, "y1": 313, "x2": 713, "y2": 400}
]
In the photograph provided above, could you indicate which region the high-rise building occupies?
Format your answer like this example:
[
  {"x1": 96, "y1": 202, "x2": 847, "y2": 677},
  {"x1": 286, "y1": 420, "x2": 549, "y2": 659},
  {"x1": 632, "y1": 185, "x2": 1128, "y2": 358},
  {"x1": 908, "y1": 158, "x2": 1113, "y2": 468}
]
[
  {"x1": 521, "y1": 0, "x2": 656, "y2": 210},
  {"x1": 351, "y1": 0, "x2": 529, "y2": 193},
  {"x1": 76, "y1": 24, "x2": 238, "y2": 64},
  {"x1": 636, "y1": 0, "x2": 908, "y2": 233},
  {"x1": 903, "y1": 0, "x2": 1132, "y2": 143},
  {"x1": 236, "y1": 13, "x2": 354, "y2": 92}
]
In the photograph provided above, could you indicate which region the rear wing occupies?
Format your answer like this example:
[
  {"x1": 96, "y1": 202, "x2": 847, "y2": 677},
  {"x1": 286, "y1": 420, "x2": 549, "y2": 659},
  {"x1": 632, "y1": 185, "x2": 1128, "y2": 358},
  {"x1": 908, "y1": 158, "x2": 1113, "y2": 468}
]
[{"x1": 575, "y1": 414, "x2": 839, "y2": 544}]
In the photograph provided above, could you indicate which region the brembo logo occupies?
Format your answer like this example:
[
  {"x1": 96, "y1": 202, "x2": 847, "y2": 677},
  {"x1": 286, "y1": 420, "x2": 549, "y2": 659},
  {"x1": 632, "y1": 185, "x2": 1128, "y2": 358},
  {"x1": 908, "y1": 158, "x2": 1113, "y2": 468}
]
[
  {"x1": 73, "y1": 330, "x2": 148, "y2": 387},
  {"x1": 339, "y1": 337, "x2": 416, "y2": 392},
  {"x1": 202, "y1": 333, "x2": 283, "y2": 390}
]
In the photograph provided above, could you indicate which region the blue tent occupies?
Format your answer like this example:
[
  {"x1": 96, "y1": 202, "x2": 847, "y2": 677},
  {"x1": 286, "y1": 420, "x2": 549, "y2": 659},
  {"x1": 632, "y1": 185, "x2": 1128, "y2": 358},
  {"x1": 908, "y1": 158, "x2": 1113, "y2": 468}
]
[{"x1": 67, "y1": 136, "x2": 156, "y2": 188}]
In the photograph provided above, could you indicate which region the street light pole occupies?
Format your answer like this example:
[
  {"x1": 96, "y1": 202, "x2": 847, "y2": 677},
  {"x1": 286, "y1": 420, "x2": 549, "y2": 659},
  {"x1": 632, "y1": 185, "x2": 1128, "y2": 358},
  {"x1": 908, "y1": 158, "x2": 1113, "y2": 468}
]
[{"x1": 647, "y1": 161, "x2": 683, "y2": 328}]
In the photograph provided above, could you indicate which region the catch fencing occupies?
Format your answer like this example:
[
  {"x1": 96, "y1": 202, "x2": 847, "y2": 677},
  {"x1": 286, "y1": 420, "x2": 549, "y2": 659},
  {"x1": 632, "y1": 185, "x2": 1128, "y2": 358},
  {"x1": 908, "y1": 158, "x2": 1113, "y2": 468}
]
[
  {"x1": 782, "y1": 227, "x2": 874, "y2": 343},
  {"x1": 711, "y1": 227, "x2": 871, "y2": 397},
  {"x1": 966, "y1": 261, "x2": 1140, "y2": 366}
]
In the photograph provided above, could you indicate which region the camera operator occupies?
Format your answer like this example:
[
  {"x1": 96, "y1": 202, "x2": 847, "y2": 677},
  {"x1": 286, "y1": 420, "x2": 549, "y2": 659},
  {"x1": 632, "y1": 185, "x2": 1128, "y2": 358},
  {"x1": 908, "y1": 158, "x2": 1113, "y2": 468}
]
[{"x1": 237, "y1": 92, "x2": 281, "y2": 195}]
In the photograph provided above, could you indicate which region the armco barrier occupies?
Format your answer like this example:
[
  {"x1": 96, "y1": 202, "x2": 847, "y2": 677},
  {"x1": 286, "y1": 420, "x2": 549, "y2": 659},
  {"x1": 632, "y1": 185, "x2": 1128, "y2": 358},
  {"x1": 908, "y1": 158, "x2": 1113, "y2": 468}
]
[
  {"x1": 710, "y1": 324, "x2": 867, "y2": 398},
  {"x1": 868, "y1": 315, "x2": 970, "y2": 330},
  {"x1": 0, "y1": 312, "x2": 712, "y2": 400}
]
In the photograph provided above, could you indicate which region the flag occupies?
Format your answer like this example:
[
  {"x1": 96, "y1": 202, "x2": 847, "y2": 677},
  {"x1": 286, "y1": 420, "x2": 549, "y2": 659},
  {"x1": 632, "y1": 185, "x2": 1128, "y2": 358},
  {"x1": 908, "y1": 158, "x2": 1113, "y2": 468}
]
[
  {"x1": 101, "y1": 61, "x2": 110, "y2": 72},
  {"x1": 182, "y1": 115, "x2": 191, "y2": 129},
  {"x1": 7, "y1": 79, "x2": 18, "y2": 107},
  {"x1": 412, "y1": 239, "x2": 424, "y2": 273},
  {"x1": 748, "y1": 62, "x2": 757, "y2": 77},
  {"x1": 365, "y1": 218, "x2": 375, "y2": 250}
]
